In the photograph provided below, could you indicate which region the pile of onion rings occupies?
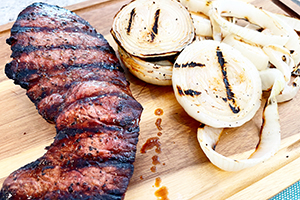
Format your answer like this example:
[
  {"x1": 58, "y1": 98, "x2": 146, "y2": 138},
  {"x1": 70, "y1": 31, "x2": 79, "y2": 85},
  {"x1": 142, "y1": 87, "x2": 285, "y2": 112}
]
[
  {"x1": 112, "y1": 0, "x2": 300, "y2": 171},
  {"x1": 177, "y1": 0, "x2": 300, "y2": 171}
]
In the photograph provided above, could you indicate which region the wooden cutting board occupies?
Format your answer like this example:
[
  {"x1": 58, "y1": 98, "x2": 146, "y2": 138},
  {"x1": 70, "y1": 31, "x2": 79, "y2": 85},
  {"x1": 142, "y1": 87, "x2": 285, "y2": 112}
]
[{"x1": 1, "y1": 0, "x2": 300, "y2": 199}]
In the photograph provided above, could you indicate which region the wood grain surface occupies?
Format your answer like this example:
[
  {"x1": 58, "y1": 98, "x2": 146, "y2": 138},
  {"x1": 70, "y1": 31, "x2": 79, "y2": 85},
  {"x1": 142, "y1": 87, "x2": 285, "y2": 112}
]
[
  {"x1": 273, "y1": 0, "x2": 300, "y2": 17},
  {"x1": 0, "y1": 0, "x2": 300, "y2": 199}
]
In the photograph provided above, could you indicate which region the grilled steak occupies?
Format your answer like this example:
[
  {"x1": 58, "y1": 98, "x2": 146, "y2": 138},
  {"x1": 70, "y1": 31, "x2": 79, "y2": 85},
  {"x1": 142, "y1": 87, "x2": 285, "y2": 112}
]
[{"x1": 0, "y1": 2, "x2": 143, "y2": 200}]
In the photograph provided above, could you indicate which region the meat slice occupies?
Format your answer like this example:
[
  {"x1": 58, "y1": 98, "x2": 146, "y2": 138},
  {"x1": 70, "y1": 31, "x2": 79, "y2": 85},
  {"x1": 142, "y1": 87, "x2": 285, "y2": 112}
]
[
  {"x1": 25, "y1": 64, "x2": 128, "y2": 100},
  {"x1": 55, "y1": 92, "x2": 142, "y2": 131},
  {"x1": 1, "y1": 126, "x2": 138, "y2": 200},
  {"x1": 0, "y1": 2, "x2": 143, "y2": 200},
  {"x1": 37, "y1": 80, "x2": 132, "y2": 122}
]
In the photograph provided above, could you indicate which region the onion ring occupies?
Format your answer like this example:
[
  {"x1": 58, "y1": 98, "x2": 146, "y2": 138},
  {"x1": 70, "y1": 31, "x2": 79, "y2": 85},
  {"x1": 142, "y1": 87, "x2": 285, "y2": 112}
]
[
  {"x1": 209, "y1": 0, "x2": 290, "y2": 46},
  {"x1": 118, "y1": 47, "x2": 173, "y2": 86},
  {"x1": 260, "y1": 68, "x2": 300, "y2": 102},
  {"x1": 198, "y1": 77, "x2": 284, "y2": 171},
  {"x1": 222, "y1": 34, "x2": 269, "y2": 71},
  {"x1": 266, "y1": 11, "x2": 300, "y2": 68},
  {"x1": 172, "y1": 40, "x2": 262, "y2": 128},
  {"x1": 263, "y1": 44, "x2": 294, "y2": 83},
  {"x1": 190, "y1": 12, "x2": 213, "y2": 37},
  {"x1": 178, "y1": 0, "x2": 212, "y2": 15},
  {"x1": 111, "y1": 0, "x2": 195, "y2": 58}
]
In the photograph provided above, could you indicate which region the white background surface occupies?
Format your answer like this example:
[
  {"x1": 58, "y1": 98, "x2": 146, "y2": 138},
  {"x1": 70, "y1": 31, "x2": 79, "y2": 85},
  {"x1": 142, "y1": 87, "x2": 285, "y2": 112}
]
[{"x1": 0, "y1": 0, "x2": 87, "y2": 26}]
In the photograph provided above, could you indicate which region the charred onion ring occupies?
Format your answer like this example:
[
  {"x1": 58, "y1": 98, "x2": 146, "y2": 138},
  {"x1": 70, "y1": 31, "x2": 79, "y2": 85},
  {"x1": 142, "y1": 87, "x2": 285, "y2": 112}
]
[
  {"x1": 209, "y1": 0, "x2": 289, "y2": 46},
  {"x1": 172, "y1": 40, "x2": 262, "y2": 128},
  {"x1": 197, "y1": 77, "x2": 283, "y2": 171},
  {"x1": 111, "y1": 0, "x2": 195, "y2": 58}
]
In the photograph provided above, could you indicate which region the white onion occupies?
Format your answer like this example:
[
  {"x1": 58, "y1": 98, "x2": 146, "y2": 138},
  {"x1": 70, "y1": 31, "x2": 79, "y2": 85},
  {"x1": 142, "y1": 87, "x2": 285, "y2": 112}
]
[
  {"x1": 172, "y1": 40, "x2": 262, "y2": 128},
  {"x1": 260, "y1": 68, "x2": 300, "y2": 102},
  {"x1": 111, "y1": 0, "x2": 195, "y2": 58},
  {"x1": 197, "y1": 77, "x2": 283, "y2": 171},
  {"x1": 263, "y1": 44, "x2": 294, "y2": 83},
  {"x1": 190, "y1": 12, "x2": 213, "y2": 37},
  {"x1": 222, "y1": 34, "x2": 269, "y2": 71},
  {"x1": 266, "y1": 11, "x2": 300, "y2": 70},
  {"x1": 209, "y1": 0, "x2": 290, "y2": 46},
  {"x1": 275, "y1": 13, "x2": 300, "y2": 32},
  {"x1": 118, "y1": 47, "x2": 173, "y2": 86},
  {"x1": 178, "y1": 0, "x2": 212, "y2": 15}
]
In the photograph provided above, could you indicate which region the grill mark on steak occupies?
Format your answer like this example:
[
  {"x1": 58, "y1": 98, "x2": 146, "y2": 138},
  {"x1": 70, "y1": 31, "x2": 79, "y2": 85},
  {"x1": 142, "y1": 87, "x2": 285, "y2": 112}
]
[
  {"x1": 49, "y1": 126, "x2": 139, "y2": 165},
  {"x1": 9, "y1": 31, "x2": 109, "y2": 56},
  {"x1": 11, "y1": 44, "x2": 112, "y2": 58},
  {"x1": 1, "y1": 2, "x2": 143, "y2": 200},
  {"x1": 26, "y1": 66, "x2": 128, "y2": 100},
  {"x1": 11, "y1": 3, "x2": 96, "y2": 35},
  {"x1": 6, "y1": 62, "x2": 125, "y2": 90},
  {"x1": 10, "y1": 25, "x2": 97, "y2": 38},
  {"x1": 17, "y1": 2, "x2": 89, "y2": 22},
  {"x1": 11, "y1": 48, "x2": 118, "y2": 68}
]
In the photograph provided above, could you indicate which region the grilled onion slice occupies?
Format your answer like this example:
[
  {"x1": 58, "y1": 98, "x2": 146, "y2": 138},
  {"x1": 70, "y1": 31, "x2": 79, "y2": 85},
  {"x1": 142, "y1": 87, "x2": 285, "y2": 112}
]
[
  {"x1": 118, "y1": 47, "x2": 173, "y2": 86},
  {"x1": 266, "y1": 12, "x2": 300, "y2": 67},
  {"x1": 190, "y1": 12, "x2": 213, "y2": 38},
  {"x1": 209, "y1": 0, "x2": 289, "y2": 46},
  {"x1": 198, "y1": 77, "x2": 283, "y2": 171},
  {"x1": 111, "y1": 0, "x2": 195, "y2": 58},
  {"x1": 178, "y1": 0, "x2": 212, "y2": 15},
  {"x1": 263, "y1": 44, "x2": 294, "y2": 83},
  {"x1": 222, "y1": 34, "x2": 269, "y2": 71},
  {"x1": 266, "y1": 12, "x2": 300, "y2": 74},
  {"x1": 172, "y1": 40, "x2": 262, "y2": 128},
  {"x1": 276, "y1": 13, "x2": 300, "y2": 32},
  {"x1": 260, "y1": 68, "x2": 300, "y2": 102}
]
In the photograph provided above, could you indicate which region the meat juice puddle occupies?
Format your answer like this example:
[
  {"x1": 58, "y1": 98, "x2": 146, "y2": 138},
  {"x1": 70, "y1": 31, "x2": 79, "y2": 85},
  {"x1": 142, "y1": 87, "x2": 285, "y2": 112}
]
[{"x1": 140, "y1": 108, "x2": 169, "y2": 200}]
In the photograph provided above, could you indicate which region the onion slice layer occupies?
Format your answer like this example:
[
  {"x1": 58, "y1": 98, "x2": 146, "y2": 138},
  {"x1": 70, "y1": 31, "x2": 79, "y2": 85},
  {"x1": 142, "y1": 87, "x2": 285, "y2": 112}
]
[
  {"x1": 111, "y1": 0, "x2": 195, "y2": 58},
  {"x1": 197, "y1": 78, "x2": 283, "y2": 171},
  {"x1": 118, "y1": 47, "x2": 173, "y2": 86},
  {"x1": 172, "y1": 40, "x2": 262, "y2": 128},
  {"x1": 209, "y1": 0, "x2": 290, "y2": 46}
]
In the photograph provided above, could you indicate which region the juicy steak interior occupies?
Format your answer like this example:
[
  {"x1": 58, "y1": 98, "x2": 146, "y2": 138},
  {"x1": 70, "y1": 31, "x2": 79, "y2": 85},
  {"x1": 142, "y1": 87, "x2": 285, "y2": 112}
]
[{"x1": 0, "y1": 2, "x2": 143, "y2": 200}]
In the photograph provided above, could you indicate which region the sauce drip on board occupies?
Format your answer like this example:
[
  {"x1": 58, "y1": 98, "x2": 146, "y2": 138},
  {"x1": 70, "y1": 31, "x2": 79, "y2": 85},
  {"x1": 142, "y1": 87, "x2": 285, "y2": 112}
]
[
  {"x1": 155, "y1": 108, "x2": 164, "y2": 116},
  {"x1": 152, "y1": 155, "x2": 161, "y2": 165},
  {"x1": 154, "y1": 186, "x2": 169, "y2": 200},
  {"x1": 140, "y1": 108, "x2": 169, "y2": 199},
  {"x1": 140, "y1": 137, "x2": 162, "y2": 154},
  {"x1": 150, "y1": 166, "x2": 157, "y2": 172},
  {"x1": 155, "y1": 118, "x2": 163, "y2": 131},
  {"x1": 154, "y1": 177, "x2": 161, "y2": 187}
]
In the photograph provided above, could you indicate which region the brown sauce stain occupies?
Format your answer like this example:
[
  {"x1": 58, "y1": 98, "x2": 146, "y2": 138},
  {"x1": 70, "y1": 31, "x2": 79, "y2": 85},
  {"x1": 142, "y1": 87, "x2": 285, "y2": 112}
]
[
  {"x1": 157, "y1": 132, "x2": 162, "y2": 136},
  {"x1": 140, "y1": 175, "x2": 144, "y2": 180},
  {"x1": 140, "y1": 137, "x2": 161, "y2": 154},
  {"x1": 150, "y1": 166, "x2": 157, "y2": 172},
  {"x1": 152, "y1": 155, "x2": 161, "y2": 165},
  {"x1": 154, "y1": 177, "x2": 161, "y2": 187},
  {"x1": 155, "y1": 118, "x2": 163, "y2": 131},
  {"x1": 155, "y1": 108, "x2": 163, "y2": 116},
  {"x1": 155, "y1": 186, "x2": 169, "y2": 200}
]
